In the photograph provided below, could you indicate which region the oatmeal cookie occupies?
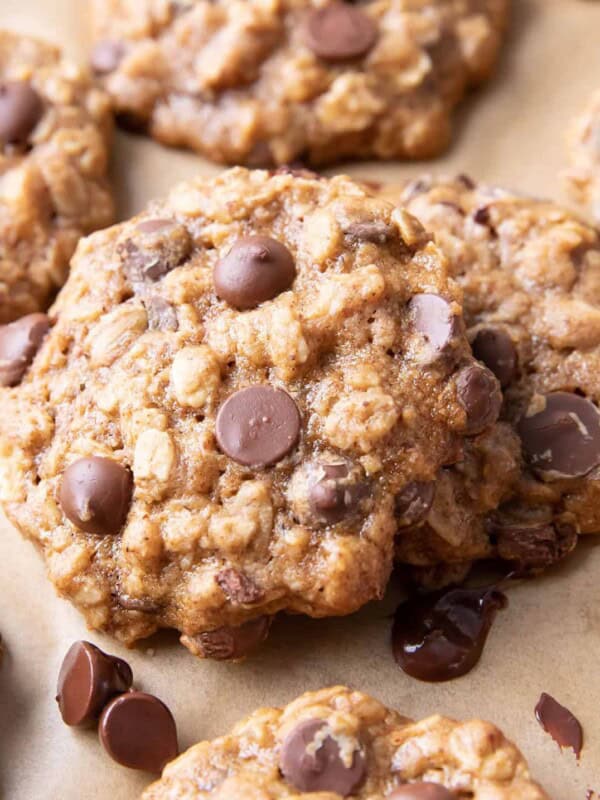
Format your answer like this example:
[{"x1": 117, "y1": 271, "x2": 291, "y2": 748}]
[
  {"x1": 0, "y1": 30, "x2": 114, "y2": 323},
  {"x1": 566, "y1": 89, "x2": 600, "y2": 222},
  {"x1": 379, "y1": 176, "x2": 600, "y2": 576},
  {"x1": 143, "y1": 686, "x2": 548, "y2": 799},
  {"x1": 0, "y1": 168, "x2": 497, "y2": 659},
  {"x1": 89, "y1": 0, "x2": 508, "y2": 166}
]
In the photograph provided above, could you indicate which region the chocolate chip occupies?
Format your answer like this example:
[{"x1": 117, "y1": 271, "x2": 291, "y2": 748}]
[
  {"x1": 143, "y1": 296, "x2": 178, "y2": 331},
  {"x1": 59, "y1": 457, "x2": 133, "y2": 536},
  {"x1": 343, "y1": 221, "x2": 394, "y2": 244},
  {"x1": 409, "y1": 294, "x2": 460, "y2": 355},
  {"x1": 308, "y1": 462, "x2": 368, "y2": 524},
  {"x1": 395, "y1": 481, "x2": 435, "y2": 528},
  {"x1": 518, "y1": 393, "x2": 600, "y2": 479},
  {"x1": 0, "y1": 313, "x2": 49, "y2": 386},
  {"x1": 535, "y1": 693, "x2": 583, "y2": 760},
  {"x1": 490, "y1": 519, "x2": 577, "y2": 572},
  {"x1": 183, "y1": 616, "x2": 271, "y2": 660},
  {"x1": 456, "y1": 364, "x2": 502, "y2": 436},
  {"x1": 473, "y1": 206, "x2": 491, "y2": 225},
  {"x1": 471, "y1": 328, "x2": 517, "y2": 388},
  {"x1": 280, "y1": 718, "x2": 366, "y2": 795},
  {"x1": 390, "y1": 784, "x2": 455, "y2": 800},
  {"x1": 304, "y1": 3, "x2": 377, "y2": 62},
  {"x1": 0, "y1": 81, "x2": 43, "y2": 146},
  {"x1": 456, "y1": 174, "x2": 476, "y2": 190},
  {"x1": 216, "y1": 568, "x2": 264, "y2": 604},
  {"x1": 56, "y1": 641, "x2": 133, "y2": 727},
  {"x1": 99, "y1": 691, "x2": 178, "y2": 773},
  {"x1": 214, "y1": 236, "x2": 296, "y2": 310},
  {"x1": 121, "y1": 220, "x2": 191, "y2": 284},
  {"x1": 215, "y1": 386, "x2": 301, "y2": 467},
  {"x1": 90, "y1": 40, "x2": 125, "y2": 74}
]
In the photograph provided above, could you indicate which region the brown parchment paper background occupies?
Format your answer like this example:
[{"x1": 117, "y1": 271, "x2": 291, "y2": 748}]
[{"x1": 1, "y1": 1, "x2": 600, "y2": 797}]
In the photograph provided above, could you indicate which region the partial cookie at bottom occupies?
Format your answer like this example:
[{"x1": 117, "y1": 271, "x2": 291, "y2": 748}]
[{"x1": 143, "y1": 686, "x2": 548, "y2": 799}]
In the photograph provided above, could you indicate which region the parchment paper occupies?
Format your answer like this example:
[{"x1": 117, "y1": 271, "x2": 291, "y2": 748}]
[{"x1": 1, "y1": 1, "x2": 599, "y2": 798}]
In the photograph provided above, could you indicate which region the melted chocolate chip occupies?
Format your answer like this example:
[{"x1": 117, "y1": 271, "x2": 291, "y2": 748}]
[
  {"x1": 143, "y1": 295, "x2": 178, "y2": 331},
  {"x1": 90, "y1": 40, "x2": 125, "y2": 74},
  {"x1": 214, "y1": 236, "x2": 296, "y2": 310},
  {"x1": 471, "y1": 328, "x2": 517, "y2": 388},
  {"x1": 489, "y1": 519, "x2": 577, "y2": 572},
  {"x1": 456, "y1": 364, "x2": 502, "y2": 436},
  {"x1": 280, "y1": 719, "x2": 366, "y2": 795},
  {"x1": 185, "y1": 616, "x2": 271, "y2": 660},
  {"x1": 304, "y1": 3, "x2": 377, "y2": 62},
  {"x1": 59, "y1": 457, "x2": 133, "y2": 536},
  {"x1": 409, "y1": 294, "x2": 460, "y2": 355},
  {"x1": 535, "y1": 693, "x2": 583, "y2": 759},
  {"x1": 99, "y1": 691, "x2": 178, "y2": 773},
  {"x1": 392, "y1": 585, "x2": 507, "y2": 682},
  {"x1": 0, "y1": 313, "x2": 49, "y2": 386},
  {"x1": 215, "y1": 386, "x2": 301, "y2": 467},
  {"x1": 390, "y1": 784, "x2": 455, "y2": 800},
  {"x1": 216, "y1": 568, "x2": 264, "y2": 604},
  {"x1": 343, "y1": 221, "x2": 394, "y2": 244},
  {"x1": 56, "y1": 641, "x2": 133, "y2": 727},
  {"x1": 395, "y1": 481, "x2": 435, "y2": 528},
  {"x1": 308, "y1": 462, "x2": 368, "y2": 524},
  {"x1": 518, "y1": 392, "x2": 600, "y2": 479},
  {"x1": 0, "y1": 81, "x2": 43, "y2": 146}
]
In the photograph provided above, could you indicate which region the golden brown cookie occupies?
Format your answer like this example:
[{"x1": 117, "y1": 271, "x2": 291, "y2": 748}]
[
  {"x1": 89, "y1": 0, "x2": 508, "y2": 166},
  {"x1": 0, "y1": 168, "x2": 499, "y2": 659},
  {"x1": 0, "y1": 30, "x2": 114, "y2": 323},
  {"x1": 379, "y1": 176, "x2": 600, "y2": 579},
  {"x1": 143, "y1": 686, "x2": 548, "y2": 799}
]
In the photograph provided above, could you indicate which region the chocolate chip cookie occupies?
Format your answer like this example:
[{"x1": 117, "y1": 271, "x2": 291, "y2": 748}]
[
  {"x1": 0, "y1": 30, "x2": 114, "y2": 323},
  {"x1": 89, "y1": 0, "x2": 508, "y2": 166},
  {"x1": 379, "y1": 176, "x2": 600, "y2": 578},
  {"x1": 567, "y1": 89, "x2": 600, "y2": 222},
  {"x1": 143, "y1": 686, "x2": 548, "y2": 799},
  {"x1": 0, "y1": 167, "x2": 496, "y2": 659}
]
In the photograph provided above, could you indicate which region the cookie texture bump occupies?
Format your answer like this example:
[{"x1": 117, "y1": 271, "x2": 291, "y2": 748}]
[
  {"x1": 0, "y1": 30, "x2": 114, "y2": 322},
  {"x1": 90, "y1": 0, "x2": 508, "y2": 166},
  {"x1": 380, "y1": 176, "x2": 600, "y2": 580},
  {"x1": 0, "y1": 168, "x2": 493, "y2": 658},
  {"x1": 143, "y1": 686, "x2": 548, "y2": 799}
]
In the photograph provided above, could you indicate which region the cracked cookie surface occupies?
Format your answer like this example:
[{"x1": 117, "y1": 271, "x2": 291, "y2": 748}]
[
  {"x1": 379, "y1": 176, "x2": 600, "y2": 579},
  {"x1": 89, "y1": 0, "x2": 508, "y2": 166},
  {"x1": 0, "y1": 30, "x2": 114, "y2": 323},
  {"x1": 143, "y1": 686, "x2": 548, "y2": 799},
  {"x1": 0, "y1": 167, "x2": 492, "y2": 658}
]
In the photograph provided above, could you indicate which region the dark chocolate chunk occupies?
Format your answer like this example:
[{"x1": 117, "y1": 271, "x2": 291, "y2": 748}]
[
  {"x1": 308, "y1": 462, "x2": 368, "y2": 524},
  {"x1": 409, "y1": 294, "x2": 460, "y2": 355},
  {"x1": 535, "y1": 693, "x2": 583, "y2": 759},
  {"x1": 395, "y1": 481, "x2": 435, "y2": 528},
  {"x1": 304, "y1": 3, "x2": 378, "y2": 62},
  {"x1": 56, "y1": 641, "x2": 132, "y2": 727},
  {"x1": 59, "y1": 456, "x2": 133, "y2": 536},
  {"x1": 216, "y1": 568, "x2": 264, "y2": 604},
  {"x1": 214, "y1": 236, "x2": 296, "y2": 310},
  {"x1": 471, "y1": 328, "x2": 517, "y2": 388},
  {"x1": 215, "y1": 386, "x2": 301, "y2": 467},
  {"x1": 280, "y1": 718, "x2": 366, "y2": 795},
  {"x1": 0, "y1": 313, "x2": 49, "y2": 386},
  {"x1": 456, "y1": 364, "x2": 502, "y2": 436},
  {"x1": 0, "y1": 81, "x2": 43, "y2": 146},
  {"x1": 186, "y1": 616, "x2": 271, "y2": 660}
]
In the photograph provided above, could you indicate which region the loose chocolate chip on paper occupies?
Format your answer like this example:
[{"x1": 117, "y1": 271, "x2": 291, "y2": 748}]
[
  {"x1": 90, "y1": 40, "x2": 125, "y2": 74},
  {"x1": 216, "y1": 568, "x2": 264, "y2": 604},
  {"x1": 308, "y1": 462, "x2": 368, "y2": 524},
  {"x1": 409, "y1": 294, "x2": 460, "y2": 355},
  {"x1": 0, "y1": 313, "x2": 49, "y2": 386},
  {"x1": 535, "y1": 692, "x2": 583, "y2": 760},
  {"x1": 99, "y1": 691, "x2": 178, "y2": 773},
  {"x1": 471, "y1": 327, "x2": 517, "y2": 388},
  {"x1": 456, "y1": 364, "x2": 502, "y2": 436},
  {"x1": 59, "y1": 456, "x2": 133, "y2": 536},
  {"x1": 56, "y1": 641, "x2": 133, "y2": 727},
  {"x1": 280, "y1": 718, "x2": 366, "y2": 795},
  {"x1": 214, "y1": 236, "x2": 296, "y2": 310},
  {"x1": 216, "y1": 386, "x2": 301, "y2": 467},
  {"x1": 304, "y1": 3, "x2": 378, "y2": 62},
  {"x1": 395, "y1": 481, "x2": 435, "y2": 528},
  {"x1": 182, "y1": 616, "x2": 272, "y2": 660},
  {"x1": 518, "y1": 392, "x2": 600, "y2": 479},
  {"x1": 390, "y1": 783, "x2": 455, "y2": 799},
  {"x1": 0, "y1": 81, "x2": 43, "y2": 146}
]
